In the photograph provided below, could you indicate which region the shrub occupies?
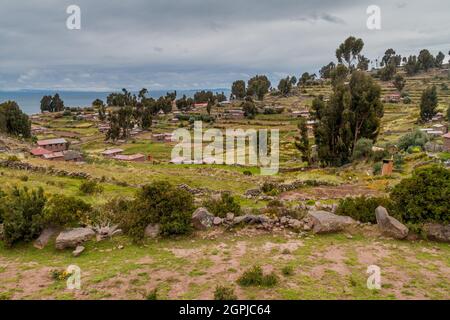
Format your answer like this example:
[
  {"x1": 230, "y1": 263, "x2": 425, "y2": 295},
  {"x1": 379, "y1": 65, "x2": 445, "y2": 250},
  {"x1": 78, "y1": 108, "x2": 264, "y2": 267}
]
[
  {"x1": 145, "y1": 289, "x2": 158, "y2": 300},
  {"x1": 214, "y1": 285, "x2": 237, "y2": 300},
  {"x1": 390, "y1": 166, "x2": 450, "y2": 224},
  {"x1": 43, "y1": 194, "x2": 91, "y2": 228},
  {"x1": 203, "y1": 193, "x2": 241, "y2": 218},
  {"x1": 352, "y1": 138, "x2": 373, "y2": 161},
  {"x1": 19, "y1": 175, "x2": 29, "y2": 182},
  {"x1": 121, "y1": 181, "x2": 194, "y2": 240},
  {"x1": 336, "y1": 196, "x2": 395, "y2": 223},
  {"x1": 79, "y1": 180, "x2": 103, "y2": 195},
  {"x1": 398, "y1": 129, "x2": 429, "y2": 151},
  {"x1": 243, "y1": 170, "x2": 252, "y2": 176},
  {"x1": 261, "y1": 181, "x2": 278, "y2": 194},
  {"x1": 281, "y1": 265, "x2": 294, "y2": 276},
  {"x1": 0, "y1": 187, "x2": 46, "y2": 247},
  {"x1": 373, "y1": 162, "x2": 382, "y2": 175},
  {"x1": 237, "y1": 266, "x2": 278, "y2": 287}
]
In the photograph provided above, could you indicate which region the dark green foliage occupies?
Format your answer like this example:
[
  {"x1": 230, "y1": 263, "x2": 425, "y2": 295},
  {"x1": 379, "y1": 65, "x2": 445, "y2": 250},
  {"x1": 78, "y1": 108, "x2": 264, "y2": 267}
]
[
  {"x1": 295, "y1": 118, "x2": 311, "y2": 163},
  {"x1": 335, "y1": 36, "x2": 364, "y2": 69},
  {"x1": 277, "y1": 77, "x2": 292, "y2": 96},
  {"x1": 0, "y1": 187, "x2": 46, "y2": 247},
  {"x1": 319, "y1": 62, "x2": 336, "y2": 79},
  {"x1": 241, "y1": 100, "x2": 257, "y2": 119},
  {"x1": 393, "y1": 74, "x2": 406, "y2": 92},
  {"x1": 247, "y1": 75, "x2": 271, "y2": 100},
  {"x1": 447, "y1": 105, "x2": 450, "y2": 122},
  {"x1": 121, "y1": 181, "x2": 194, "y2": 240},
  {"x1": 79, "y1": 180, "x2": 103, "y2": 195},
  {"x1": 145, "y1": 289, "x2": 158, "y2": 300},
  {"x1": 313, "y1": 71, "x2": 383, "y2": 166},
  {"x1": 281, "y1": 265, "x2": 294, "y2": 276},
  {"x1": 418, "y1": 49, "x2": 435, "y2": 71},
  {"x1": 214, "y1": 285, "x2": 237, "y2": 300},
  {"x1": 398, "y1": 129, "x2": 429, "y2": 151},
  {"x1": 43, "y1": 194, "x2": 91, "y2": 228},
  {"x1": 0, "y1": 101, "x2": 31, "y2": 138},
  {"x1": 40, "y1": 94, "x2": 64, "y2": 113},
  {"x1": 237, "y1": 266, "x2": 278, "y2": 287},
  {"x1": 352, "y1": 138, "x2": 373, "y2": 161},
  {"x1": 203, "y1": 193, "x2": 241, "y2": 218},
  {"x1": 336, "y1": 196, "x2": 395, "y2": 223},
  {"x1": 231, "y1": 80, "x2": 246, "y2": 100},
  {"x1": 390, "y1": 166, "x2": 450, "y2": 224},
  {"x1": 420, "y1": 86, "x2": 438, "y2": 122},
  {"x1": 373, "y1": 162, "x2": 382, "y2": 175}
]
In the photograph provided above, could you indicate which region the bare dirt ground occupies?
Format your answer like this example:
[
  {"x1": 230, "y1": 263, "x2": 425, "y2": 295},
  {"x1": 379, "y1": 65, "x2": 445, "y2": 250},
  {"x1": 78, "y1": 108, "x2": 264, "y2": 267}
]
[
  {"x1": 0, "y1": 228, "x2": 448, "y2": 300},
  {"x1": 279, "y1": 184, "x2": 383, "y2": 201}
]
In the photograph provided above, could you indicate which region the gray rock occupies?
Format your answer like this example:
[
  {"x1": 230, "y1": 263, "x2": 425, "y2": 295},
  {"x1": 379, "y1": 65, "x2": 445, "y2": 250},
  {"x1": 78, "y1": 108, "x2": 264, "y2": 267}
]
[
  {"x1": 144, "y1": 224, "x2": 160, "y2": 238},
  {"x1": 288, "y1": 219, "x2": 302, "y2": 230},
  {"x1": 375, "y1": 206, "x2": 409, "y2": 240},
  {"x1": 423, "y1": 223, "x2": 450, "y2": 242},
  {"x1": 213, "y1": 217, "x2": 223, "y2": 226},
  {"x1": 93, "y1": 224, "x2": 122, "y2": 241},
  {"x1": 34, "y1": 227, "x2": 59, "y2": 249},
  {"x1": 225, "y1": 212, "x2": 235, "y2": 221},
  {"x1": 72, "y1": 246, "x2": 85, "y2": 257},
  {"x1": 55, "y1": 228, "x2": 95, "y2": 250},
  {"x1": 307, "y1": 210, "x2": 356, "y2": 234},
  {"x1": 192, "y1": 207, "x2": 214, "y2": 230}
]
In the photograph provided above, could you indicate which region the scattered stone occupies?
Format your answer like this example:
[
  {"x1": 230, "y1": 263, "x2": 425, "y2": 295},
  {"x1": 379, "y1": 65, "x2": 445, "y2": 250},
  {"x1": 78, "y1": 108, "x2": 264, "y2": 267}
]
[
  {"x1": 34, "y1": 227, "x2": 59, "y2": 249},
  {"x1": 55, "y1": 228, "x2": 95, "y2": 250},
  {"x1": 93, "y1": 224, "x2": 122, "y2": 241},
  {"x1": 118, "y1": 245, "x2": 124, "y2": 250},
  {"x1": 375, "y1": 206, "x2": 409, "y2": 240},
  {"x1": 225, "y1": 212, "x2": 235, "y2": 221},
  {"x1": 192, "y1": 207, "x2": 214, "y2": 230},
  {"x1": 72, "y1": 246, "x2": 85, "y2": 257},
  {"x1": 423, "y1": 223, "x2": 450, "y2": 242},
  {"x1": 306, "y1": 210, "x2": 355, "y2": 234},
  {"x1": 345, "y1": 234, "x2": 353, "y2": 239},
  {"x1": 213, "y1": 217, "x2": 223, "y2": 226},
  {"x1": 144, "y1": 224, "x2": 160, "y2": 238}
]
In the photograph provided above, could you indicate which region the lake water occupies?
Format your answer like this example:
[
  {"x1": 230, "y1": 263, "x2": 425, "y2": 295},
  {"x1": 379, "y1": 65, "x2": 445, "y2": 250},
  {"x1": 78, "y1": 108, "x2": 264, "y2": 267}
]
[{"x1": 0, "y1": 89, "x2": 230, "y2": 115}]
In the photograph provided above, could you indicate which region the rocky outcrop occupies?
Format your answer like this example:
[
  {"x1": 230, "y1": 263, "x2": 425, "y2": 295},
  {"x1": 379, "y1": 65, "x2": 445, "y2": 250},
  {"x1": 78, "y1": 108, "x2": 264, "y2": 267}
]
[
  {"x1": 0, "y1": 160, "x2": 90, "y2": 179},
  {"x1": 55, "y1": 228, "x2": 95, "y2": 250},
  {"x1": 192, "y1": 208, "x2": 215, "y2": 230},
  {"x1": 375, "y1": 206, "x2": 409, "y2": 240},
  {"x1": 144, "y1": 224, "x2": 161, "y2": 238},
  {"x1": 72, "y1": 246, "x2": 85, "y2": 257},
  {"x1": 34, "y1": 227, "x2": 59, "y2": 249},
  {"x1": 423, "y1": 223, "x2": 450, "y2": 242},
  {"x1": 306, "y1": 210, "x2": 356, "y2": 234},
  {"x1": 232, "y1": 214, "x2": 269, "y2": 225},
  {"x1": 92, "y1": 224, "x2": 122, "y2": 241}
]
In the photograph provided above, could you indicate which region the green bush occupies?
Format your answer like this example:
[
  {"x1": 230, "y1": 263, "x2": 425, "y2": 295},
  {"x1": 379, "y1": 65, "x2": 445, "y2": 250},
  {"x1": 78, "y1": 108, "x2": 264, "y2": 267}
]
[
  {"x1": 373, "y1": 162, "x2": 382, "y2": 175},
  {"x1": 79, "y1": 180, "x2": 103, "y2": 195},
  {"x1": 281, "y1": 265, "x2": 294, "y2": 276},
  {"x1": 352, "y1": 138, "x2": 373, "y2": 161},
  {"x1": 237, "y1": 266, "x2": 278, "y2": 287},
  {"x1": 145, "y1": 289, "x2": 158, "y2": 300},
  {"x1": 0, "y1": 187, "x2": 46, "y2": 247},
  {"x1": 121, "y1": 181, "x2": 194, "y2": 240},
  {"x1": 398, "y1": 129, "x2": 429, "y2": 151},
  {"x1": 336, "y1": 196, "x2": 395, "y2": 223},
  {"x1": 43, "y1": 194, "x2": 91, "y2": 228},
  {"x1": 390, "y1": 166, "x2": 450, "y2": 224},
  {"x1": 214, "y1": 285, "x2": 237, "y2": 300},
  {"x1": 203, "y1": 193, "x2": 241, "y2": 218}
]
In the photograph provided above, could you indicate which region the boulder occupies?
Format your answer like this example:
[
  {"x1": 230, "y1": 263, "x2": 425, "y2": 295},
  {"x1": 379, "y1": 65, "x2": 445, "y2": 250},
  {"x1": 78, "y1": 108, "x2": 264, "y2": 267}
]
[
  {"x1": 72, "y1": 246, "x2": 85, "y2": 257},
  {"x1": 213, "y1": 217, "x2": 223, "y2": 226},
  {"x1": 225, "y1": 212, "x2": 235, "y2": 221},
  {"x1": 93, "y1": 224, "x2": 122, "y2": 241},
  {"x1": 233, "y1": 214, "x2": 268, "y2": 225},
  {"x1": 55, "y1": 228, "x2": 95, "y2": 250},
  {"x1": 144, "y1": 224, "x2": 160, "y2": 238},
  {"x1": 375, "y1": 206, "x2": 409, "y2": 240},
  {"x1": 423, "y1": 223, "x2": 450, "y2": 242},
  {"x1": 192, "y1": 207, "x2": 214, "y2": 230},
  {"x1": 306, "y1": 210, "x2": 356, "y2": 234},
  {"x1": 34, "y1": 227, "x2": 59, "y2": 249}
]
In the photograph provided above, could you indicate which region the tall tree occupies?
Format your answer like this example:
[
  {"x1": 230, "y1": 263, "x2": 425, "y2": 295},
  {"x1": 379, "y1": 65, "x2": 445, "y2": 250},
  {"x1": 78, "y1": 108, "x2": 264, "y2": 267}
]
[
  {"x1": 231, "y1": 80, "x2": 246, "y2": 100},
  {"x1": 319, "y1": 62, "x2": 336, "y2": 79},
  {"x1": 420, "y1": 86, "x2": 438, "y2": 122},
  {"x1": 0, "y1": 101, "x2": 31, "y2": 138},
  {"x1": 435, "y1": 51, "x2": 445, "y2": 68},
  {"x1": 295, "y1": 118, "x2": 311, "y2": 164},
  {"x1": 418, "y1": 49, "x2": 435, "y2": 71},
  {"x1": 247, "y1": 75, "x2": 271, "y2": 100},
  {"x1": 277, "y1": 77, "x2": 292, "y2": 96},
  {"x1": 313, "y1": 71, "x2": 384, "y2": 166},
  {"x1": 335, "y1": 36, "x2": 364, "y2": 69},
  {"x1": 393, "y1": 74, "x2": 406, "y2": 92}
]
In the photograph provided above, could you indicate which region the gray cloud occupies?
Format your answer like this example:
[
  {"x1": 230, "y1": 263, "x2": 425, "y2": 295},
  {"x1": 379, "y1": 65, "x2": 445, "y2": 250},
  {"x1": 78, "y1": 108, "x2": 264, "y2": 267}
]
[{"x1": 0, "y1": 0, "x2": 449, "y2": 91}]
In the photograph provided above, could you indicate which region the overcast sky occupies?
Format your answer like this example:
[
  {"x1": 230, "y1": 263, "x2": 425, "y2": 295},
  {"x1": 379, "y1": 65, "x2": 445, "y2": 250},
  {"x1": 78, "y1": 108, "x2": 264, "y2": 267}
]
[{"x1": 0, "y1": 0, "x2": 449, "y2": 91}]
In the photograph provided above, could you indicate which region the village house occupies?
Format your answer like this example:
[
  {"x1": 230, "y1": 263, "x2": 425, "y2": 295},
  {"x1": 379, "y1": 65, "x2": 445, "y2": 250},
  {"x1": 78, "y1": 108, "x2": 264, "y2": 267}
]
[
  {"x1": 43, "y1": 152, "x2": 65, "y2": 161},
  {"x1": 194, "y1": 102, "x2": 208, "y2": 108},
  {"x1": 224, "y1": 109, "x2": 245, "y2": 119},
  {"x1": 383, "y1": 93, "x2": 401, "y2": 103},
  {"x1": 37, "y1": 138, "x2": 68, "y2": 152},
  {"x1": 432, "y1": 124, "x2": 448, "y2": 134},
  {"x1": 98, "y1": 124, "x2": 111, "y2": 133},
  {"x1": 30, "y1": 147, "x2": 52, "y2": 157},
  {"x1": 431, "y1": 112, "x2": 444, "y2": 122},
  {"x1": 443, "y1": 133, "x2": 450, "y2": 152},
  {"x1": 113, "y1": 153, "x2": 146, "y2": 162},
  {"x1": 101, "y1": 148, "x2": 124, "y2": 158},
  {"x1": 382, "y1": 159, "x2": 394, "y2": 176},
  {"x1": 64, "y1": 150, "x2": 83, "y2": 162}
]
